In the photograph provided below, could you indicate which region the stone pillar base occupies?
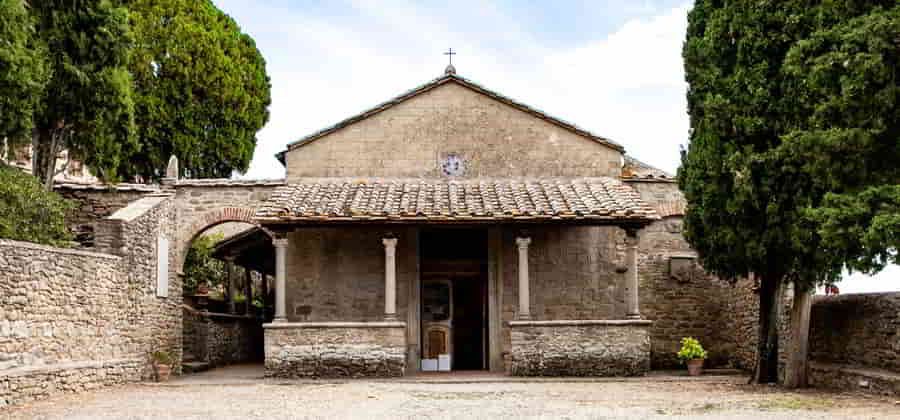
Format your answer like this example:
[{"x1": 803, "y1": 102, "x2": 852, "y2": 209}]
[
  {"x1": 263, "y1": 321, "x2": 407, "y2": 378},
  {"x1": 507, "y1": 319, "x2": 652, "y2": 376}
]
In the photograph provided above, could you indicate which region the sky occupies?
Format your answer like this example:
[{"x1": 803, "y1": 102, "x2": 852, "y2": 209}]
[{"x1": 212, "y1": 0, "x2": 897, "y2": 293}]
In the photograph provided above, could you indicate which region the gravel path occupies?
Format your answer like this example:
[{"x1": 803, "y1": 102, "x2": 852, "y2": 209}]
[{"x1": 3, "y1": 376, "x2": 897, "y2": 419}]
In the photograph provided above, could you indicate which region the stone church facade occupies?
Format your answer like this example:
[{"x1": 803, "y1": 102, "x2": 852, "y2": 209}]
[{"x1": 253, "y1": 67, "x2": 726, "y2": 377}]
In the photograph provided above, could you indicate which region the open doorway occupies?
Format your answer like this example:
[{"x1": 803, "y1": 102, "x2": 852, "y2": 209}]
[{"x1": 419, "y1": 228, "x2": 488, "y2": 371}]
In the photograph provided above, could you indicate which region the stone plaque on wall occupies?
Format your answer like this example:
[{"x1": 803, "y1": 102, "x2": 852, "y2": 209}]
[{"x1": 157, "y1": 235, "x2": 169, "y2": 297}]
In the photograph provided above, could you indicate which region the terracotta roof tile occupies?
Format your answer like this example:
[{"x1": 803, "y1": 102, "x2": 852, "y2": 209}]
[
  {"x1": 255, "y1": 178, "x2": 658, "y2": 224},
  {"x1": 622, "y1": 156, "x2": 675, "y2": 181}
]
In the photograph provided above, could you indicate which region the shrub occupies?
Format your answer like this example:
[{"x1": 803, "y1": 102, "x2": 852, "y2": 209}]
[
  {"x1": 677, "y1": 337, "x2": 708, "y2": 362},
  {"x1": 150, "y1": 350, "x2": 173, "y2": 365},
  {"x1": 0, "y1": 164, "x2": 72, "y2": 246}
]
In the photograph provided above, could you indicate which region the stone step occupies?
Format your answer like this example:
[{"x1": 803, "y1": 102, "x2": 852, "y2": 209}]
[{"x1": 182, "y1": 361, "x2": 210, "y2": 374}]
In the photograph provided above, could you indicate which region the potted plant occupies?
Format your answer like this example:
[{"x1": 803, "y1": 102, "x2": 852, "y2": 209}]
[
  {"x1": 677, "y1": 337, "x2": 708, "y2": 376},
  {"x1": 151, "y1": 350, "x2": 174, "y2": 382}
]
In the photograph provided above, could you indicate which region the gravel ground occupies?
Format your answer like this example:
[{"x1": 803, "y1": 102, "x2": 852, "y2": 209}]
[{"x1": 3, "y1": 376, "x2": 898, "y2": 419}]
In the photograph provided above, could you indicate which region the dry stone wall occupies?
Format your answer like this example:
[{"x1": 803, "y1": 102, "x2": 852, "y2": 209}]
[
  {"x1": 182, "y1": 308, "x2": 263, "y2": 367},
  {"x1": 0, "y1": 193, "x2": 181, "y2": 407},
  {"x1": 809, "y1": 293, "x2": 900, "y2": 373},
  {"x1": 264, "y1": 323, "x2": 407, "y2": 378},
  {"x1": 508, "y1": 320, "x2": 651, "y2": 376},
  {"x1": 55, "y1": 185, "x2": 154, "y2": 247}
]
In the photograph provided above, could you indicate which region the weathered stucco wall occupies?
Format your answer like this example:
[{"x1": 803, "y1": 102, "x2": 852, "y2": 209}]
[
  {"x1": 1, "y1": 193, "x2": 181, "y2": 407},
  {"x1": 264, "y1": 323, "x2": 406, "y2": 378},
  {"x1": 508, "y1": 320, "x2": 651, "y2": 376},
  {"x1": 285, "y1": 227, "x2": 416, "y2": 322},
  {"x1": 285, "y1": 82, "x2": 623, "y2": 180}
]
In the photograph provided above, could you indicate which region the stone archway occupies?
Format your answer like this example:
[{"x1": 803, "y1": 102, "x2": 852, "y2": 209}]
[{"x1": 175, "y1": 207, "x2": 263, "y2": 276}]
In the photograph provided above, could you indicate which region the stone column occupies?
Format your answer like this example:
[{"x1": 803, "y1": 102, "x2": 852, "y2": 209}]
[
  {"x1": 273, "y1": 237, "x2": 288, "y2": 323},
  {"x1": 244, "y1": 269, "x2": 253, "y2": 316},
  {"x1": 516, "y1": 237, "x2": 531, "y2": 320},
  {"x1": 225, "y1": 257, "x2": 236, "y2": 314},
  {"x1": 383, "y1": 237, "x2": 398, "y2": 320},
  {"x1": 625, "y1": 228, "x2": 641, "y2": 319}
]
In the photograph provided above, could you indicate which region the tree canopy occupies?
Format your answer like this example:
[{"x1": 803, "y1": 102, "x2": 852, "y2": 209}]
[
  {"x1": 120, "y1": 0, "x2": 271, "y2": 180},
  {"x1": 0, "y1": 0, "x2": 48, "y2": 144},
  {"x1": 0, "y1": 164, "x2": 72, "y2": 246},
  {"x1": 680, "y1": 1, "x2": 898, "y2": 383},
  {"x1": 30, "y1": 0, "x2": 137, "y2": 188}
]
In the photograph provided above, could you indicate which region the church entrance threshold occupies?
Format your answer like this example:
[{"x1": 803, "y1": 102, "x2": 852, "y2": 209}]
[{"x1": 419, "y1": 228, "x2": 488, "y2": 372}]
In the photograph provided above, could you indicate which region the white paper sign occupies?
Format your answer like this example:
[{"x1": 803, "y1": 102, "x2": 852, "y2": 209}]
[{"x1": 157, "y1": 235, "x2": 169, "y2": 297}]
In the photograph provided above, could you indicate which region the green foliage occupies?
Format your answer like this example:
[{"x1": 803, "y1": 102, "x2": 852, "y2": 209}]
[
  {"x1": 0, "y1": 0, "x2": 48, "y2": 143},
  {"x1": 30, "y1": 0, "x2": 137, "y2": 185},
  {"x1": 183, "y1": 232, "x2": 226, "y2": 294},
  {"x1": 119, "y1": 0, "x2": 271, "y2": 180},
  {"x1": 680, "y1": 0, "x2": 898, "y2": 288},
  {"x1": 677, "y1": 337, "x2": 708, "y2": 362},
  {"x1": 680, "y1": 1, "x2": 897, "y2": 383},
  {"x1": 150, "y1": 350, "x2": 173, "y2": 365},
  {"x1": 232, "y1": 292, "x2": 247, "y2": 304},
  {"x1": 0, "y1": 164, "x2": 72, "y2": 246},
  {"x1": 783, "y1": 6, "x2": 900, "y2": 275}
]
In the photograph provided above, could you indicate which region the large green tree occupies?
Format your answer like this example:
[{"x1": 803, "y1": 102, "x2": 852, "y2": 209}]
[
  {"x1": 30, "y1": 0, "x2": 137, "y2": 189},
  {"x1": 680, "y1": 1, "x2": 898, "y2": 384},
  {"x1": 120, "y1": 0, "x2": 271, "y2": 180},
  {"x1": 0, "y1": 0, "x2": 48, "y2": 146}
]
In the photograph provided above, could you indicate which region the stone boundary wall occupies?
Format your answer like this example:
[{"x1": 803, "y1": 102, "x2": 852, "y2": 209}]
[
  {"x1": 0, "y1": 359, "x2": 143, "y2": 407},
  {"x1": 0, "y1": 193, "x2": 180, "y2": 407},
  {"x1": 264, "y1": 322, "x2": 406, "y2": 378},
  {"x1": 806, "y1": 292, "x2": 900, "y2": 394},
  {"x1": 183, "y1": 307, "x2": 263, "y2": 367},
  {"x1": 809, "y1": 292, "x2": 900, "y2": 372},
  {"x1": 55, "y1": 184, "x2": 154, "y2": 247},
  {"x1": 507, "y1": 320, "x2": 652, "y2": 376}
]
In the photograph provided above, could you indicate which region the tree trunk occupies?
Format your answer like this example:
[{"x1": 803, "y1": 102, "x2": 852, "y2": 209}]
[
  {"x1": 753, "y1": 275, "x2": 783, "y2": 383},
  {"x1": 32, "y1": 125, "x2": 64, "y2": 190},
  {"x1": 784, "y1": 282, "x2": 813, "y2": 388}
]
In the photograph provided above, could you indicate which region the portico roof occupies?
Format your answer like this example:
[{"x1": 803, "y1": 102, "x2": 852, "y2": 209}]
[{"x1": 254, "y1": 177, "x2": 658, "y2": 225}]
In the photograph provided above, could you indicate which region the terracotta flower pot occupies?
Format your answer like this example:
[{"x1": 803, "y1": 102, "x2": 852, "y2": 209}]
[
  {"x1": 155, "y1": 364, "x2": 172, "y2": 382},
  {"x1": 686, "y1": 358, "x2": 704, "y2": 376}
]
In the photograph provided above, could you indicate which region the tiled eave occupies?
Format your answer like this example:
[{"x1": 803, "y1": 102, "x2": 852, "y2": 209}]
[{"x1": 254, "y1": 177, "x2": 659, "y2": 226}]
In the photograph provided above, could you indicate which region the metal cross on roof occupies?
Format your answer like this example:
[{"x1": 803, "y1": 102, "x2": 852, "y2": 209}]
[{"x1": 444, "y1": 48, "x2": 456, "y2": 65}]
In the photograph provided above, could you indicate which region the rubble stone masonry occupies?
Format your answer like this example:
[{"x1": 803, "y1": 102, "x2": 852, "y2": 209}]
[
  {"x1": 508, "y1": 320, "x2": 652, "y2": 376},
  {"x1": 0, "y1": 193, "x2": 181, "y2": 407},
  {"x1": 264, "y1": 322, "x2": 407, "y2": 378}
]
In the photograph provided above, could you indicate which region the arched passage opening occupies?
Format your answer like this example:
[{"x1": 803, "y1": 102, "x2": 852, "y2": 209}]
[{"x1": 178, "y1": 208, "x2": 274, "y2": 374}]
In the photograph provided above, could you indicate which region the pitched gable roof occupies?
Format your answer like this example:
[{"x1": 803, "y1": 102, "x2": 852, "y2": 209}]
[{"x1": 276, "y1": 72, "x2": 624, "y2": 164}]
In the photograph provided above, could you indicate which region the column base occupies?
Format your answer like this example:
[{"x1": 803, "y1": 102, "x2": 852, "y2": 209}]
[
  {"x1": 384, "y1": 314, "x2": 398, "y2": 321},
  {"x1": 625, "y1": 314, "x2": 642, "y2": 320},
  {"x1": 517, "y1": 314, "x2": 532, "y2": 321},
  {"x1": 273, "y1": 317, "x2": 288, "y2": 323}
]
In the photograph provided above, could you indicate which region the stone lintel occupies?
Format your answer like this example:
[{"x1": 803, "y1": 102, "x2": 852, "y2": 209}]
[
  {"x1": 508, "y1": 319, "x2": 653, "y2": 327},
  {"x1": 263, "y1": 321, "x2": 407, "y2": 329}
]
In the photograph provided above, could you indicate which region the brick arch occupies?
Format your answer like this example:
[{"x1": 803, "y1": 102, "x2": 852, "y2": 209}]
[{"x1": 175, "y1": 207, "x2": 262, "y2": 275}]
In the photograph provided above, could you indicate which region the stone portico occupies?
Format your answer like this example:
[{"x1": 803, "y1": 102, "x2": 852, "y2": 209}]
[{"x1": 245, "y1": 68, "x2": 669, "y2": 378}]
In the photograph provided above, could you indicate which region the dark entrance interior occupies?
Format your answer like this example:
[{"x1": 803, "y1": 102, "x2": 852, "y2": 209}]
[{"x1": 420, "y1": 228, "x2": 488, "y2": 371}]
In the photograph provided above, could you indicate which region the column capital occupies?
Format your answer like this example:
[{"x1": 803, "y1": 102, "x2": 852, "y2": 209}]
[
  {"x1": 272, "y1": 237, "x2": 289, "y2": 248},
  {"x1": 516, "y1": 237, "x2": 531, "y2": 248},
  {"x1": 382, "y1": 237, "x2": 398, "y2": 248}
]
